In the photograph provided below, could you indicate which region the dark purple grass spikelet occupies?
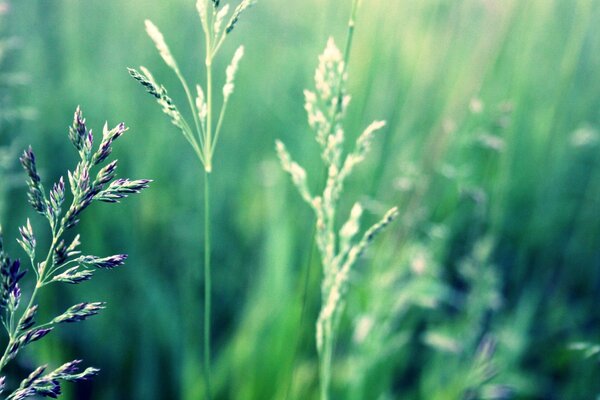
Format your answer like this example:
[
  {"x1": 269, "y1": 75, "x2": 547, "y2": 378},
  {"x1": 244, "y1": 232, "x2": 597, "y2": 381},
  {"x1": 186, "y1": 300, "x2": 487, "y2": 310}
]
[
  {"x1": 7, "y1": 362, "x2": 100, "y2": 400},
  {"x1": 53, "y1": 302, "x2": 105, "y2": 324},
  {"x1": 17, "y1": 220, "x2": 35, "y2": 258},
  {"x1": 94, "y1": 160, "x2": 118, "y2": 186},
  {"x1": 19, "y1": 147, "x2": 45, "y2": 214},
  {"x1": 52, "y1": 266, "x2": 94, "y2": 284},
  {"x1": 0, "y1": 249, "x2": 26, "y2": 310},
  {"x1": 48, "y1": 177, "x2": 65, "y2": 221},
  {"x1": 20, "y1": 327, "x2": 53, "y2": 346},
  {"x1": 68, "y1": 106, "x2": 87, "y2": 154},
  {"x1": 79, "y1": 254, "x2": 128, "y2": 269},
  {"x1": 18, "y1": 305, "x2": 38, "y2": 331},
  {"x1": 95, "y1": 178, "x2": 151, "y2": 203},
  {"x1": 92, "y1": 122, "x2": 126, "y2": 165}
]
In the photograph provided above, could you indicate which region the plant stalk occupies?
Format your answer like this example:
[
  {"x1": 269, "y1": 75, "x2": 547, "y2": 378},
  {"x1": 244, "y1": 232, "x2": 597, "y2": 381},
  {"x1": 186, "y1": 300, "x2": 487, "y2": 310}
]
[
  {"x1": 203, "y1": 171, "x2": 212, "y2": 400},
  {"x1": 317, "y1": 0, "x2": 362, "y2": 398}
]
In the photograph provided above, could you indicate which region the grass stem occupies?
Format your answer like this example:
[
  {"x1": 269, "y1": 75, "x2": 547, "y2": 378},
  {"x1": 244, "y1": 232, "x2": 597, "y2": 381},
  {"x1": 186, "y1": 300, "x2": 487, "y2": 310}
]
[{"x1": 203, "y1": 171, "x2": 212, "y2": 399}]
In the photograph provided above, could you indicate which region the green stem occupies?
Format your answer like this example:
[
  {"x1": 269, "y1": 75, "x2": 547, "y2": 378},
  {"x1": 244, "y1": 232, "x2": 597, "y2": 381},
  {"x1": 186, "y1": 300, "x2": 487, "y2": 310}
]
[
  {"x1": 175, "y1": 68, "x2": 205, "y2": 148},
  {"x1": 319, "y1": 320, "x2": 333, "y2": 400},
  {"x1": 0, "y1": 229, "x2": 60, "y2": 372},
  {"x1": 210, "y1": 99, "x2": 229, "y2": 156},
  {"x1": 203, "y1": 171, "x2": 212, "y2": 400},
  {"x1": 205, "y1": 60, "x2": 213, "y2": 172}
]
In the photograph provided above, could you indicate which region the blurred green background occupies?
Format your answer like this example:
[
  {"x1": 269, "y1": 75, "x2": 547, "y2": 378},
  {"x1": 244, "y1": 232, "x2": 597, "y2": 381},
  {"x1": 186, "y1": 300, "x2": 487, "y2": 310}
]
[{"x1": 1, "y1": 0, "x2": 599, "y2": 398}]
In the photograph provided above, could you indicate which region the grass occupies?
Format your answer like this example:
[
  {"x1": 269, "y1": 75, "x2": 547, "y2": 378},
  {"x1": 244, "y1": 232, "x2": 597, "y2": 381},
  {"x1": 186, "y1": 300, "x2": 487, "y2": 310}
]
[
  {"x1": 1, "y1": 0, "x2": 600, "y2": 398},
  {"x1": 129, "y1": 1, "x2": 254, "y2": 397},
  {"x1": 0, "y1": 107, "x2": 149, "y2": 398},
  {"x1": 276, "y1": 1, "x2": 399, "y2": 396}
]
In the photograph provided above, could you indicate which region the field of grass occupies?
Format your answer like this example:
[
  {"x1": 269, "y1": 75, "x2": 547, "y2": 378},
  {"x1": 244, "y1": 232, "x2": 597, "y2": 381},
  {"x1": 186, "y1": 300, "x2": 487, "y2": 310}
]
[{"x1": 1, "y1": 0, "x2": 599, "y2": 399}]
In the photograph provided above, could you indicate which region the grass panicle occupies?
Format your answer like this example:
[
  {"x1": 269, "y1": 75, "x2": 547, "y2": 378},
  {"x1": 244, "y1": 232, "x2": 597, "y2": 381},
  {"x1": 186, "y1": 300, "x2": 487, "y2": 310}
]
[
  {"x1": 129, "y1": 1, "x2": 255, "y2": 398},
  {"x1": 276, "y1": 18, "x2": 398, "y2": 400},
  {"x1": 129, "y1": 0, "x2": 255, "y2": 173},
  {"x1": 0, "y1": 107, "x2": 149, "y2": 398}
]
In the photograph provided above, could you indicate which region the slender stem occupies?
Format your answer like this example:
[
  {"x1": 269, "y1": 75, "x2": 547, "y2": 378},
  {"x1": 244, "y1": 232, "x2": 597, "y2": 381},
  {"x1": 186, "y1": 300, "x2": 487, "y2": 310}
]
[
  {"x1": 319, "y1": 321, "x2": 333, "y2": 400},
  {"x1": 0, "y1": 229, "x2": 59, "y2": 371},
  {"x1": 203, "y1": 171, "x2": 212, "y2": 399},
  {"x1": 210, "y1": 99, "x2": 229, "y2": 156},
  {"x1": 201, "y1": 6, "x2": 214, "y2": 396},
  {"x1": 175, "y1": 68, "x2": 205, "y2": 148},
  {"x1": 203, "y1": 2, "x2": 215, "y2": 173},
  {"x1": 205, "y1": 61, "x2": 213, "y2": 172},
  {"x1": 341, "y1": 0, "x2": 360, "y2": 83}
]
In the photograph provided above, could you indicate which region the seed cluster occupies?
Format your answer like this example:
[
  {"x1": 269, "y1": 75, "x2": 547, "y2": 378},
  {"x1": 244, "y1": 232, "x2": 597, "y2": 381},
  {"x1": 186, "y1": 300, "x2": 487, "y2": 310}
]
[
  {"x1": 276, "y1": 37, "x2": 398, "y2": 399},
  {"x1": 0, "y1": 107, "x2": 150, "y2": 398}
]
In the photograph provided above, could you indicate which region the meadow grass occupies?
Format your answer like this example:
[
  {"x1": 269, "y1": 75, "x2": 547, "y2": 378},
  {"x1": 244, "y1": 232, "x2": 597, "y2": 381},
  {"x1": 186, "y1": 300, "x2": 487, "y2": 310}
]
[
  {"x1": 0, "y1": 107, "x2": 149, "y2": 398},
  {"x1": 129, "y1": 0, "x2": 254, "y2": 397},
  {"x1": 1, "y1": 0, "x2": 600, "y2": 398},
  {"x1": 276, "y1": 1, "x2": 399, "y2": 397}
]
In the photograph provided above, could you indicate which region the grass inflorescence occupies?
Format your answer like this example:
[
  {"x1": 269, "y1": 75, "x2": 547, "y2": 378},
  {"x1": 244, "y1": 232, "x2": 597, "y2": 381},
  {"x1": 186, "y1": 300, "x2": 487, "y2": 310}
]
[
  {"x1": 276, "y1": 1, "x2": 398, "y2": 397},
  {"x1": 0, "y1": 107, "x2": 149, "y2": 398},
  {"x1": 129, "y1": 0, "x2": 255, "y2": 398}
]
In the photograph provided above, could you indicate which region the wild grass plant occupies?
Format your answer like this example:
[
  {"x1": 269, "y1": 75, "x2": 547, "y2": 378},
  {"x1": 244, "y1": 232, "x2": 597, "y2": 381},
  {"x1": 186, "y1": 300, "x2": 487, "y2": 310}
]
[
  {"x1": 276, "y1": 1, "x2": 398, "y2": 397},
  {"x1": 1, "y1": 0, "x2": 599, "y2": 398},
  {"x1": 0, "y1": 107, "x2": 149, "y2": 398},
  {"x1": 128, "y1": 0, "x2": 254, "y2": 397}
]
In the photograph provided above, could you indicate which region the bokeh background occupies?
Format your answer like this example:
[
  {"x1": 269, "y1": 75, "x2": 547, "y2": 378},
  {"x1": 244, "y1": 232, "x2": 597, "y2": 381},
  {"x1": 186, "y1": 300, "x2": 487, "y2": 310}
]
[{"x1": 1, "y1": 0, "x2": 599, "y2": 398}]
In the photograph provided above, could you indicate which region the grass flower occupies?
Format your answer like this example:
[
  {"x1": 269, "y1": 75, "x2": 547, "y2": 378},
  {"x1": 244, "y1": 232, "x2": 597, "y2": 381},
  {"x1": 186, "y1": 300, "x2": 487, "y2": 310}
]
[
  {"x1": 276, "y1": 1, "x2": 398, "y2": 397},
  {"x1": 0, "y1": 107, "x2": 149, "y2": 398},
  {"x1": 129, "y1": 1, "x2": 255, "y2": 397}
]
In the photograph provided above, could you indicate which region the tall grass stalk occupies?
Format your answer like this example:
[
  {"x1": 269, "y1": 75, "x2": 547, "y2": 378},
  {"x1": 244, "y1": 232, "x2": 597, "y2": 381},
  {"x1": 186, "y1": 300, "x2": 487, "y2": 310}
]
[
  {"x1": 129, "y1": 1, "x2": 254, "y2": 397},
  {"x1": 276, "y1": 1, "x2": 397, "y2": 398}
]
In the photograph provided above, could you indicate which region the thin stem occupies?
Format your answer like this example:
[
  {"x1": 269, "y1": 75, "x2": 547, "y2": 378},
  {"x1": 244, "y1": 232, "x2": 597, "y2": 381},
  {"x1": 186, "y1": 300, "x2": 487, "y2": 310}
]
[
  {"x1": 341, "y1": 0, "x2": 360, "y2": 83},
  {"x1": 201, "y1": 6, "x2": 214, "y2": 396},
  {"x1": 210, "y1": 99, "x2": 229, "y2": 156},
  {"x1": 175, "y1": 68, "x2": 206, "y2": 147},
  {"x1": 319, "y1": 321, "x2": 333, "y2": 400},
  {"x1": 203, "y1": 2, "x2": 215, "y2": 173},
  {"x1": 0, "y1": 229, "x2": 59, "y2": 372},
  {"x1": 203, "y1": 171, "x2": 212, "y2": 400},
  {"x1": 205, "y1": 60, "x2": 214, "y2": 172},
  {"x1": 44, "y1": 257, "x2": 78, "y2": 280}
]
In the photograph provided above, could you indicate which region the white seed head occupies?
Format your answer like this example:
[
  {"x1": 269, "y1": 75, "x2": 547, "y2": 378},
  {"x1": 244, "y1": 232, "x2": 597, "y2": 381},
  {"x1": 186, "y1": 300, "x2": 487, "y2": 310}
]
[
  {"x1": 196, "y1": 84, "x2": 207, "y2": 122},
  {"x1": 275, "y1": 140, "x2": 312, "y2": 204},
  {"x1": 304, "y1": 90, "x2": 328, "y2": 140},
  {"x1": 340, "y1": 203, "x2": 363, "y2": 242},
  {"x1": 315, "y1": 37, "x2": 343, "y2": 101},
  {"x1": 196, "y1": 0, "x2": 208, "y2": 27},
  {"x1": 139, "y1": 66, "x2": 155, "y2": 84},
  {"x1": 223, "y1": 46, "x2": 245, "y2": 99},
  {"x1": 355, "y1": 121, "x2": 385, "y2": 159},
  {"x1": 145, "y1": 20, "x2": 178, "y2": 71},
  {"x1": 213, "y1": 4, "x2": 230, "y2": 37}
]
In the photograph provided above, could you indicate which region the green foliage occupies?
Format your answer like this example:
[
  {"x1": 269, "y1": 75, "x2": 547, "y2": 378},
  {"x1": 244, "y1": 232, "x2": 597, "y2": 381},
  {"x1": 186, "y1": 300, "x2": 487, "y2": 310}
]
[{"x1": 1, "y1": 0, "x2": 600, "y2": 398}]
